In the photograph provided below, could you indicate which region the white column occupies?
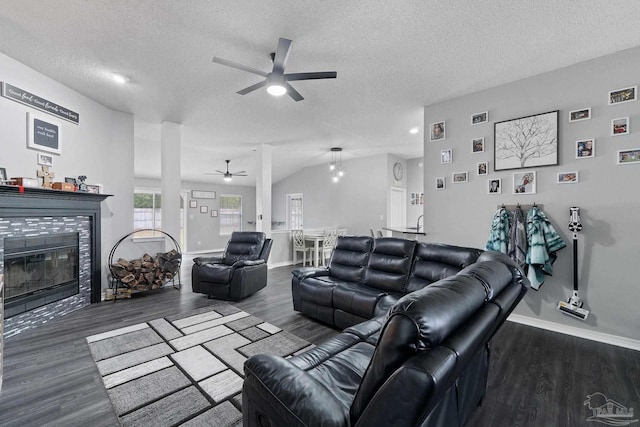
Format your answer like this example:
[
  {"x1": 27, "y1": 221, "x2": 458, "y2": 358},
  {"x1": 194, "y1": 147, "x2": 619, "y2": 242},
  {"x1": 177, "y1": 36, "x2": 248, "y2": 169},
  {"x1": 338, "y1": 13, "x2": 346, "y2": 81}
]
[
  {"x1": 255, "y1": 144, "x2": 272, "y2": 237},
  {"x1": 160, "y1": 121, "x2": 181, "y2": 249}
]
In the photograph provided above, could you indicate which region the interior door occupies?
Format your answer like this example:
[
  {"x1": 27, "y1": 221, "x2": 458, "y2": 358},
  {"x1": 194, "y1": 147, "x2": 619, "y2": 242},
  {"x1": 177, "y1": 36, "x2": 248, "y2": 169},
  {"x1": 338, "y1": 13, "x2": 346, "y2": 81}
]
[{"x1": 389, "y1": 187, "x2": 406, "y2": 232}]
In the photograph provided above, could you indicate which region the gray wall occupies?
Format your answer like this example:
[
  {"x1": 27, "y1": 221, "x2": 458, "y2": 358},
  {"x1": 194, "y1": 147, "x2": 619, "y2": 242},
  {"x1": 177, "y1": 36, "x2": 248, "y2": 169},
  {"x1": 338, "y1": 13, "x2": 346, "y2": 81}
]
[
  {"x1": 423, "y1": 46, "x2": 640, "y2": 341},
  {"x1": 406, "y1": 157, "x2": 424, "y2": 227},
  {"x1": 272, "y1": 154, "x2": 390, "y2": 236},
  {"x1": 0, "y1": 52, "x2": 135, "y2": 289}
]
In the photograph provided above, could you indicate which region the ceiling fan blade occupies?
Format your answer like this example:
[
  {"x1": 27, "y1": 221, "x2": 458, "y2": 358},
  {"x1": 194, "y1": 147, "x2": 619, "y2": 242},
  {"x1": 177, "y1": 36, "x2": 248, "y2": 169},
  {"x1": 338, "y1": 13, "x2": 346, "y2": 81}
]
[
  {"x1": 285, "y1": 82, "x2": 304, "y2": 101},
  {"x1": 285, "y1": 71, "x2": 337, "y2": 81},
  {"x1": 232, "y1": 171, "x2": 247, "y2": 174},
  {"x1": 272, "y1": 38, "x2": 292, "y2": 74},
  {"x1": 237, "y1": 80, "x2": 267, "y2": 95},
  {"x1": 234, "y1": 174, "x2": 248, "y2": 177},
  {"x1": 215, "y1": 170, "x2": 226, "y2": 174},
  {"x1": 212, "y1": 57, "x2": 268, "y2": 77},
  {"x1": 205, "y1": 172, "x2": 223, "y2": 175}
]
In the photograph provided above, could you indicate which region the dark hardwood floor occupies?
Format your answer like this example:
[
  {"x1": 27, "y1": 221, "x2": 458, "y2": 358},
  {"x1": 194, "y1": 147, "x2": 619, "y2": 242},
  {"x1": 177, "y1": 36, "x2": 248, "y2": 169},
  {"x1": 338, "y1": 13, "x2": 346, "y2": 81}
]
[{"x1": 0, "y1": 260, "x2": 638, "y2": 427}]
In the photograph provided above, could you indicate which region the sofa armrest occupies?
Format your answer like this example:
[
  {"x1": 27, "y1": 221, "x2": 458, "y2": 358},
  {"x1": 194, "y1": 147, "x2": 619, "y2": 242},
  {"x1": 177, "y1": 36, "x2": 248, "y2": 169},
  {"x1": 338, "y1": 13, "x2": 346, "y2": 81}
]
[
  {"x1": 292, "y1": 267, "x2": 330, "y2": 280},
  {"x1": 193, "y1": 256, "x2": 223, "y2": 266},
  {"x1": 243, "y1": 354, "x2": 350, "y2": 427},
  {"x1": 231, "y1": 259, "x2": 265, "y2": 268}
]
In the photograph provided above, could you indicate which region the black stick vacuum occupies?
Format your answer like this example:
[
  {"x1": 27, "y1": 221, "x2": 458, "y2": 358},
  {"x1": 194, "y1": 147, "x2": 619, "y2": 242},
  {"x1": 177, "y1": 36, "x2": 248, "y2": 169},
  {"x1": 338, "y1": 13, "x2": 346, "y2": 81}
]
[{"x1": 557, "y1": 207, "x2": 589, "y2": 321}]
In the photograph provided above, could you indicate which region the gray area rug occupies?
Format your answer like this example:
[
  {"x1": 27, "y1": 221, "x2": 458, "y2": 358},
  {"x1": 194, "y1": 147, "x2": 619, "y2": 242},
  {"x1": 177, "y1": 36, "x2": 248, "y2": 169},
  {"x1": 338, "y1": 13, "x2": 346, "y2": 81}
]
[{"x1": 86, "y1": 303, "x2": 312, "y2": 427}]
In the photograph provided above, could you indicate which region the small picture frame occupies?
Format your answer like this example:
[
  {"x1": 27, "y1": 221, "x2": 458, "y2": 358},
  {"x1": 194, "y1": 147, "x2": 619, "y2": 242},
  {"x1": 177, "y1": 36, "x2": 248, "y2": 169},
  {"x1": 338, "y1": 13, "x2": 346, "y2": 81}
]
[
  {"x1": 441, "y1": 149, "x2": 452, "y2": 164},
  {"x1": 609, "y1": 86, "x2": 637, "y2": 105},
  {"x1": 617, "y1": 148, "x2": 640, "y2": 165},
  {"x1": 37, "y1": 153, "x2": 53, "y2": 166},
  {"x1": 452, "y1": 171, "x2": 468, "y2": 183},
  {"x1": 0, "y1": 167, "x2": 7, "y2": 182},
  {"x1": 488, "y1": 178, "x2": 501, "y2": 194},
  {"x1": 513, "y1": 171, "x2": 536, "y2": 194},
  {"x1": 430, "y1": 121, "x2": 446, "y2": 142},
  {"x1": 27, "y1": 112, "x2": 61, "y2": 155},
  {"x1": 557, "y1": 172, "x2": 579, "y2": 183},
  {"x1": 477, "y1": 162, "x2": 488, "y2": 175},
  {"x1": 611, "y1": 117, "x2": 629, "y2": 136},
  {"x1": 64, "y1": 177, "x2": 77, "y2": 185},
  {"x1": 85, "y1": 184, "x2": 100, "y2": 194},
  {"x1": 472, "y1": 138, "x2": 485, "y2": 153},
  {"x1": 569, "y1": 108, "x2": 591, "y2": 122},
  {"x1": 200, "y1": 206, "x2": 208, "y2": 214},
  {"x1": 435, "y1": 177, "x2": 445, "y2": 190},
  {"x1": 211, "y1": 210, "x2": 219, "y2": 217},
  {"x1": 189, "y1": 200, "x2": 197, "y2": 208},
  {"x1": 471, "y1": 111, "x2": 488, "y2": 125},
  {"x1": 576, "y1": 139, "x2": 595, "y2": 159}
]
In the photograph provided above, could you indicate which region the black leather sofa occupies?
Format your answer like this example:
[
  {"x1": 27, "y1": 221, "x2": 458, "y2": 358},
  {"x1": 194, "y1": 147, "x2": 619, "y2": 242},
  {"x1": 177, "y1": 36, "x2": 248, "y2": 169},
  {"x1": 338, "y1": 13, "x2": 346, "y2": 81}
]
[
  {"x1": 191, "y1": 231, "x2": 272, "y2": 301},
  {"x1": 243, "y1": 251, "x2": 529, "y2": 427},
  {"x1": 292, "y1": 236, "x2": 483, "y2": 329}
]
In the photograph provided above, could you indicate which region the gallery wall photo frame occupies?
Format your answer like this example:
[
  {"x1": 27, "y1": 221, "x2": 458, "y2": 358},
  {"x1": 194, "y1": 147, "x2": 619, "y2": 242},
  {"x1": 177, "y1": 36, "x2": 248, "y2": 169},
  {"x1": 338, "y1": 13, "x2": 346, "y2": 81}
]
[
  {"x1": 37, "y1": 153, "x2": 53, "y2": 166},
  {"x1": 488, "y1": 178, "x2": 501, "y2": 194},
  {"x1": 429, "y1": 121, "x2": 446, "y2": 142},
  {"x1": 27, "y1": 112, "x2": 61, "y2": 155},
  {"x1": 211, "y1": 210, "x2": 219, "y2": 217},
  {"x1": 494, "y1": 110, "x2": 558, "y2": 171},
  {"x1": 569, "y1": 108, "x2": 591, "y2": 122},
  {"x1": 477, "y1": 162, "x2": 488, "y2": 175},
  {"x1": 435, "y1": 177, "x2": 445, "y2": 190},
  {"x1": 611, "y1": 117, "x2": 629, "y2": 136},
  {"x1": 452, "y1": 171, "x2": 468, "y2": 183},
  {"x1": 441, "y1": 148, "x2": 452, "y2": 164},
  {"x1": 472, "y1": 138, "x2": 485, "y2": 153},
  {"x1": 576, "y1": 139, "x2": 595, "y2": 159},
  {"x1": 191, "y1": 190, "x2": 216, "y2": 199},
  {"x1": 513, "y1": 170, "x2": 536, "y2": 194},
  {"x1": 471, "y1": 111, "x2": 488, "y2": 125},
  {"x1": 617, "y1": 148, "x2": 640, "y2": 165},
  {"x1": 608, "y1": 86, "x2": 637, "y2": 105},
  {"x1": 200, "y1": 206, "x2": 208, "y2": 214},
  {"x1": 557, "y1": 172, "x2": 579, "y2": 183},
  {"x1": 189, "y1": 200, "x2": 197, "y2": 208}
]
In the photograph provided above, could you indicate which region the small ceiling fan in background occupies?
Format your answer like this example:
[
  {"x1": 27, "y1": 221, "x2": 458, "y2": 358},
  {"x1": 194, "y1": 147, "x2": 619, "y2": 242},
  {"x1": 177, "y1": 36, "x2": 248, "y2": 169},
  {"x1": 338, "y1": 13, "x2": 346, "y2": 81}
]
[
  {"x1": 212, "y1": 37, "x2": 337, "y2": 101},
  {"x1": 206, "y1": 160, "x2": 247, "y2": 182}
]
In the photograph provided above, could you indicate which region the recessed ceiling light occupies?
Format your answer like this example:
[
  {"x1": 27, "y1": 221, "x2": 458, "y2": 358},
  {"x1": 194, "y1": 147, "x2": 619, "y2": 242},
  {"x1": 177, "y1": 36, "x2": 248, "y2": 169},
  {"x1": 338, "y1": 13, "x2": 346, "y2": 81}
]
[
  {"x1": 111, "y1": 73, "x2": 129, "y2": 84},
  {"x1": 409, "y1": 127, "x2": 419, "y2": 134}
]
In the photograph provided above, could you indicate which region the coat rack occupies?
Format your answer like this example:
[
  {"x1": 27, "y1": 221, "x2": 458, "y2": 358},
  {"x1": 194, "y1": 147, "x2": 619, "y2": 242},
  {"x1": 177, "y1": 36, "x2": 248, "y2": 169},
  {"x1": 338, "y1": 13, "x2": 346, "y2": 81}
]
[{"x1": 498, "y1": 202, "x2": 543, "y2": 211}]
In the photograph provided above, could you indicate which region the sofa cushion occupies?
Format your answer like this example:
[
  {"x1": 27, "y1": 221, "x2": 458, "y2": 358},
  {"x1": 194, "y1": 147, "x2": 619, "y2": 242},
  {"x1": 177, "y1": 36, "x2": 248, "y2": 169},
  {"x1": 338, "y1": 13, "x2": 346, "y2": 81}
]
[
  {"x1": 363, "y1": 238, "x2": 416, "y2": 292},
  {"x1": 329, "y1": 236, "x2": 373, "y2": 282},
  {"x1": 333, "y1": 282, "x2": 389, "y2": 319},
  {"x1": 297, "y1": 277, "x2": 339, "y2": 306},
  {"x1": 224, "y1": 231, "x2": 266, "y2": 264},
  {"x1": 406, "y1": 243, "x2": 483, "y2": 293}
]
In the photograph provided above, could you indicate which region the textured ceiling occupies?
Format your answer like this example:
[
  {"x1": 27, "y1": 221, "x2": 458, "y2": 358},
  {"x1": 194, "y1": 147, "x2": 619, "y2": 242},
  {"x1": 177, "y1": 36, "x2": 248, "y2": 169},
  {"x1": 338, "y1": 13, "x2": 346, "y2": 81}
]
[{"x1": 2, "y1": 1, "x2": 640, "y2": 184}]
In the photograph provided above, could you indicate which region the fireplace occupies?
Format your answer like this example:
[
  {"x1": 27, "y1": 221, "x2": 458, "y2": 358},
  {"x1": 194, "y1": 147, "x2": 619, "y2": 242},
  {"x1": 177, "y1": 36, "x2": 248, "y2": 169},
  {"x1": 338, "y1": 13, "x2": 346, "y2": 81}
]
[{"x1": 4, "y1": 233, "x2": 80, "y2": 318}]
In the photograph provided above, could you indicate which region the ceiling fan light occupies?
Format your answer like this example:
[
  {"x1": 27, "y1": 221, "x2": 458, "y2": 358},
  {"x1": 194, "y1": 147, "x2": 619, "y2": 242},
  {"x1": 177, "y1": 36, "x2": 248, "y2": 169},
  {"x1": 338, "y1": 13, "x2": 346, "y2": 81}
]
[
  {"x1": 223, "y1": 175, "x2": 233, "y2": 182},
  {"x1": 266, "y1": 84, "x2": 287, "y2": 96}
]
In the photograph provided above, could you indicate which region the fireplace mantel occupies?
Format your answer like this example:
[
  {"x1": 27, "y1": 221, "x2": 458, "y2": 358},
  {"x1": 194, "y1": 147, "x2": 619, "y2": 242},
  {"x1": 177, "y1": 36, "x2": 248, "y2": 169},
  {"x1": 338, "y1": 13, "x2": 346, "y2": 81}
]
[{"x1": 0, "y1": 185, "x2": 112, "y2": 305}]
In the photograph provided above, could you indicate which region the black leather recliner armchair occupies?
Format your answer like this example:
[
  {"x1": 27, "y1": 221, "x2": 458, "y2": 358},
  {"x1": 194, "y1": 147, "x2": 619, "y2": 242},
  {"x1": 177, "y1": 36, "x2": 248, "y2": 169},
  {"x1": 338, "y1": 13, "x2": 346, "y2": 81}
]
[{"x1": 191, "y1": 231, "x2": 272, "y2": 301}]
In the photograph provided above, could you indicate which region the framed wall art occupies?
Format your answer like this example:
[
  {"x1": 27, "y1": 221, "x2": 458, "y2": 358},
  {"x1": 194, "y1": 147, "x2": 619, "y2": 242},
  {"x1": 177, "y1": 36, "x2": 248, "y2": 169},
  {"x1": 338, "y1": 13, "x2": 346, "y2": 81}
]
[
  {"x1": 513, "y1": 171, "x2": 536, "y2": 194},
  {"x1": 430, "y1": 121, "x2": 446, "y2": 142},
  {"x1": 452, "y1": 171, "x2": 468, "y2": 183},
  {"x1": 557, "y1": 172, "x2": 579, "y2": 183},
  {"x1": 617, "y1": 148, "x2": 640, "y2": 165},
  {"x1": 611, "y1": 117, "x2": 629, "y2": 136},
  {"x1": 37, "y1": 153, "x2": 53, "y2": 166},
  {"x1": 192, "y1": 190, "x2": 216, "y2": 199},
  {"x1": 472, "y1": 138, "x2": 484, "y2": 153},
  {"x1": 609, "y1": 86, "x2": 636, "y2": 105},
  {"x1": 488, "y1": 178, "x2": 501, "y2": 194},
  {"x1": 569, "y1": 108, "x2": 591, "y2": 122},
  {"x1": 494, "y1": 110, "x2": 558, "y2": 171},
  {"x1": 435, "y1": 177, "x2": 445, "y2": 190},
  {"x1": 441, "y1": 149, "x2": 452, "y2": 164},
  {"x1": 211, "y1": 210, "x2": 219, "y2": 217},
  {"x1": 576, "y1": 139, "x2": 595, "y2": 159},
  {"x1": 471, "y1": 111, "x2": 488, "y2": 125},
  {"x1": 200, "y1": 206, "x2": 208, "y2": 214},
  {"x1": 477, "y1": 162, "x2": 488, "y2": 175},
  {"x1": 27, "y1": 112, "x2": 61, "y2": 155},
  {"x1": 189, "y1": 200, "x2": 197, "y2": 208}
]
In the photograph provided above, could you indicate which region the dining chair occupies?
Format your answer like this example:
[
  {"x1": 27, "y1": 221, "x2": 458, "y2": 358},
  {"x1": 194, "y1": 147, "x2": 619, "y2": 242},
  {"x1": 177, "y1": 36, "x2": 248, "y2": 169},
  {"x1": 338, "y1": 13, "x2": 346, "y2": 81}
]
[
  {"x1": 376, "y1": 229, "x2": 384, "y2": 238},
  {"x1": 370, "y1": 228, "x2": 376, "y2": 238},
  {"x1": 320, "y1": 229, "x2": 338, "y2": 266},
  {"x1": 337, "y1": 228, "x2": 347, "y2": 236},
  {"x1": 292, "y1": 229, "x2": 311, "y2": 266}
]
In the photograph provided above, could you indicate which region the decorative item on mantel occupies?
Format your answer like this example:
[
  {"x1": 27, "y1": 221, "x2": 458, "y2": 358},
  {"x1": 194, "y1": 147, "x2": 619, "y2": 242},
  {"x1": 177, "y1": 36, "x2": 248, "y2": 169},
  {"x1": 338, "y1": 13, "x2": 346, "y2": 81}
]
[
  {"x1": 37, "y1": 165, "x2": 55, "y2": 189},
  {"x1": 9, "y1": 177, "x2": 39, "y2": 188},
  {"x1": 52, "y1": 181, "x2": 75, "y2": 191},
  {"x1": 77, "y1": 175, "x2": 88, "y2": 192}
]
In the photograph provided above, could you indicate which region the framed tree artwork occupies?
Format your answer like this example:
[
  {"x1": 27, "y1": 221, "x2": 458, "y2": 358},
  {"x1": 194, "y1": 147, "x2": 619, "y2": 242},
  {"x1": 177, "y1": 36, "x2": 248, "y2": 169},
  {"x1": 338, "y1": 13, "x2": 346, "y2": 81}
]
[{"x1": 494, "y1": 110, "x2": 558, "y2": 171}]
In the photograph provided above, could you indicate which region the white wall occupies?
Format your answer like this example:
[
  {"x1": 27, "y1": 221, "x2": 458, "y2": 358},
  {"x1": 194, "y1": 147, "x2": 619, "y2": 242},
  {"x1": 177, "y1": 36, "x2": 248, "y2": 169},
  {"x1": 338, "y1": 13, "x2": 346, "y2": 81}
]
[
  {"x1": 406, "y1": 157, "x2": 424, "y2": 227},
  {"x1": 423, "y1": 46, "x2": 640, "y2": 341},
  {"x1": 0, "y1": 52, "x2": 134, "y2": 289}
]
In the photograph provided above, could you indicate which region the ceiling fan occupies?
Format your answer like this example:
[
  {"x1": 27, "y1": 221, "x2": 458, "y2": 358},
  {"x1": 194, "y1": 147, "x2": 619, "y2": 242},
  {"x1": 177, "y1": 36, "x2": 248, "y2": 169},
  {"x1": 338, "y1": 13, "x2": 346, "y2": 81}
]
[
  {"x1": 206, "y1": 160, "x2": 247, "y2": 182},
  {"x1": 212, "y1": 37, "x2": 337, "y2": 101}
]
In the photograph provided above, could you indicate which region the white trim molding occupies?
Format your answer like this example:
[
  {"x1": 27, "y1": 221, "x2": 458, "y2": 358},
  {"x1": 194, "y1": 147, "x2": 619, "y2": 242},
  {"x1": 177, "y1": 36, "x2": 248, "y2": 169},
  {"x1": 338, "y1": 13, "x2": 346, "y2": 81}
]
[{"x1": 508, "y1": 314, "x2": 640, "y2": 352}]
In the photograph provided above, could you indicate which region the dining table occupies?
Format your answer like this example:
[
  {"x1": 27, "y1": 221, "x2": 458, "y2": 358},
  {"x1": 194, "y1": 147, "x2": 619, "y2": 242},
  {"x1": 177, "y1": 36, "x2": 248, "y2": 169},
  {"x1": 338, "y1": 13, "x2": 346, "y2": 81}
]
[{"x1": 303, "y1": 231, "x2": 325, "y2": 267}]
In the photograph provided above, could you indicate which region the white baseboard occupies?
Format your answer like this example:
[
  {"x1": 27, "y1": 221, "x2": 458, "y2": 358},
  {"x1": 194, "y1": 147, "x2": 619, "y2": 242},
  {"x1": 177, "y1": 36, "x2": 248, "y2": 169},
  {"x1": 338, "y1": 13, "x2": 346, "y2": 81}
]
[
  {"x1": 185, "y1": 248, "x2": 225, "y2": 255},
  {"x1": 507, "y1": 314, "x2": 640, "y2": 352},
  {"x1": 268, "y1": 260, "x2": 294, "y2": 269}
]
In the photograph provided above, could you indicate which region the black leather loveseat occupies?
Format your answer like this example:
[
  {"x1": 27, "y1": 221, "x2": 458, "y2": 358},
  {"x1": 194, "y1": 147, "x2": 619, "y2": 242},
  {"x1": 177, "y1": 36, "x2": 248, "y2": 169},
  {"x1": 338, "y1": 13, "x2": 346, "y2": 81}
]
[
  {"x1": 192, "y1": 231, "x2": 272, "y2": 301},
  {"x1": 243, "y1": 251, "x2": 529, "y2": 427},
  {"x1": 292, "y1": 236, "x2": 483, "y2": 329}
]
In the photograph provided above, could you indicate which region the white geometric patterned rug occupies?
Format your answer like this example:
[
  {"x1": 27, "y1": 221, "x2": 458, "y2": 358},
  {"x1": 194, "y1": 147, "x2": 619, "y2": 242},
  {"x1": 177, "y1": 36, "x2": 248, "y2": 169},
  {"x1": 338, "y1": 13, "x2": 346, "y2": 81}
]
[{"x1": 86, "y1": 303, "x2": 312, "y2": 427}]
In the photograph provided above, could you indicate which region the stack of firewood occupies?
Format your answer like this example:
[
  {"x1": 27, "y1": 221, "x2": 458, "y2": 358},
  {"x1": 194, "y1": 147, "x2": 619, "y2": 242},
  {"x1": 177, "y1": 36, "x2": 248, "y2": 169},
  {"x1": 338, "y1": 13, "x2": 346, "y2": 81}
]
[{"x1": 110, "y1": 249, "x2": 181, "y2": 291}]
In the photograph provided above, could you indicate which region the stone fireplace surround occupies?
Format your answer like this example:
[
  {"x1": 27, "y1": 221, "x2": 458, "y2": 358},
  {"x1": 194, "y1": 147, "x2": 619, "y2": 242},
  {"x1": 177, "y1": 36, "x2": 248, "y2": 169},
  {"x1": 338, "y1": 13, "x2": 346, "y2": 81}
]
[{"x1": 0, "y1": 186, "x2": 109, "y2": 338}]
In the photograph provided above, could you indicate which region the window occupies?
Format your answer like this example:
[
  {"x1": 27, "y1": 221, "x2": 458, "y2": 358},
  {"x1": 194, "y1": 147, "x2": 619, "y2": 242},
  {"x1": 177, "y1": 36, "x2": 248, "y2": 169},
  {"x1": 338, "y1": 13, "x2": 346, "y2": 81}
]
[
  {"x1": 220, "y1": 194, "x2": 242, "y2": 235},
  {"x1": 134, "y1": 191, "x2": 162, "y2": 232},
  {"x1": 287, "y1": 193, "x2": 303, "y2": 230}
]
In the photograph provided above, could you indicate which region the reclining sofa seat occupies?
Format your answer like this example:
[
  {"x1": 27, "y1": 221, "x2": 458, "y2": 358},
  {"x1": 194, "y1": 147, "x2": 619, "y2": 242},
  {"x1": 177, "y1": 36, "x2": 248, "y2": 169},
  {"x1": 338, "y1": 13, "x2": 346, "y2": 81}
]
[
  {"x1": 292, "y1": 236, "x2": 483, "y2": 329},
  {"x1": 243, "y1": 251, "x2": 529, "y2": 427},
  {"x1": 191, "y1": 231, "x2": 272, "y2": 301}
]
